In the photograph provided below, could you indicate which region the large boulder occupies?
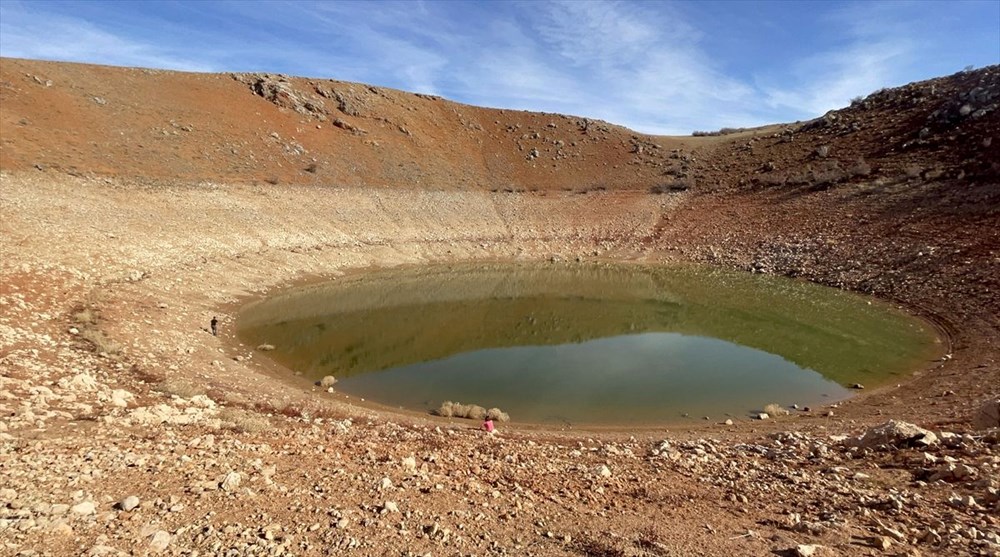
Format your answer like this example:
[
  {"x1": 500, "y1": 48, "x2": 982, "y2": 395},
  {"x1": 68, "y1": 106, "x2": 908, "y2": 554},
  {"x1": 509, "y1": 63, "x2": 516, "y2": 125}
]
[
  {"x1": 973, "y1": 398, "x2": 1000, "y2": 430},
  {"x1": 851, "y1": 420, "x2": 938, "y2": 449}
]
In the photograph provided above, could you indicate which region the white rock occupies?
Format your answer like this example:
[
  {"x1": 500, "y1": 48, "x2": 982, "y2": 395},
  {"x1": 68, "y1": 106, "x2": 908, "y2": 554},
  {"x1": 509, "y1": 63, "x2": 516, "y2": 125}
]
[
  {"x1": 60, "y1": 373, "x2": 98, "y2": 392},
  {"x1": 852, "y1": 420, "x2": 938, "y2": 449},
  {"x1": 401, "y1": 456, "x2": 417, "y2": 473},
  {"x1": 109, "y1": 389, "x2": 132, "y2": 408},
  {"x1": 756, "y1": 412, "x2": 770, "y2": 420},
  {"x1": 795, "y1": 544, "x2": 823, "y2": 557},
  {"x1": 382, "y1": 501, "x2": 399, "y2": 513},
  {"x1": 220, "y1": 471, "x2": 242, "y2": 492},
  {"x1": 148, "y1": 530, "x2": 171, "y2": 553},
  {"x1": 596, "y1": 465, "x2": 612, "y2": 478},
  {"x1": 71, "y1": 501, "x2": 96, "y2": 515},
  {"x1": 379, "y1": 477, "x2": 393, "y2": 490},
  {"x1": 118, "y1": 496, "x2": 139, "y2": 512},
  {"x1": 49, "y1": 520, "x2": 73, "y2": 536}
]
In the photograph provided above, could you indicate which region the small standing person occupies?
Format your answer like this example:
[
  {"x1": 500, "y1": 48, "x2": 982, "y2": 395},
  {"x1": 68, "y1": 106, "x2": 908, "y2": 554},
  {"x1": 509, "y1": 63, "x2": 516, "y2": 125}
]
[
  {"x1": 210, "y1": 316, "x2": 219, "y2": 336},
  {"x1": 482, "y1": 418, "x2": 495, "y2": 434}
]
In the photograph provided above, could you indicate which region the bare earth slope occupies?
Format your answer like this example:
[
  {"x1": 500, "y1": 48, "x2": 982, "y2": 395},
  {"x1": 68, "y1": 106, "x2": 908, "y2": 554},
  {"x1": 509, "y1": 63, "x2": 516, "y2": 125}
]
[{"x1": 1, "y1": 58, "x2": 999, "y2": 556}]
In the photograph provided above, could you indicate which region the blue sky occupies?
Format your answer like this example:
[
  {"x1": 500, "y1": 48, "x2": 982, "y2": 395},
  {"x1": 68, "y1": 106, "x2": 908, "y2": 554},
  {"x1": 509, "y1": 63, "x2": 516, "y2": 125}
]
[{"x1": 1, "y1": 0, "x2": 997, "y2": 135}]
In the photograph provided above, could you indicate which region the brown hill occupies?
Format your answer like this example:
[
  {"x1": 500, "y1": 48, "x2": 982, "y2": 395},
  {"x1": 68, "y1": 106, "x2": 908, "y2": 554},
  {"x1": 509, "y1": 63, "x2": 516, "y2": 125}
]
[
  {"x1": 1, "y1": 58, "x2": 999, "y2": 556},
  {"x1": 2, "y1": 58, "x2": 997, "y2": 195}
]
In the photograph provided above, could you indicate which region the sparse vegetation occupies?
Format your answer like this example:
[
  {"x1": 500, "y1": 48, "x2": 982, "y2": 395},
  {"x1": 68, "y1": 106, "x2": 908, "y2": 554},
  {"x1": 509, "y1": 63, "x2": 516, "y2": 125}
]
[
  {"x1": 763, "y1": 403, "x2": 790, "y2": 416},
  {"x1": 486, "y1": 407, "x2": 510, "y2": 422},
  {"x1": 434, "y1": 401, "x2": 510, "y2": 421},
  {"x1": 848, "y1": 158, "x2": 872, "y2": 177},
  {"x1": 650, "y1": 176, "x2": 694, "y2": 193},
  {"x1": 691, "y1": 127, "x2": 749, "y2": 137},
  {"x1": 78, "y1": 328, "x2": 122, "y2": 356},
  {"x1": 72, "y1": 307, "x2": 98, "y2": 325},
  {"x1": 219, "y1": 407, "x2": 270, "y2": 433},
  {"x1": 157, "y1": 378, "x2": 206, "y2": 399}
]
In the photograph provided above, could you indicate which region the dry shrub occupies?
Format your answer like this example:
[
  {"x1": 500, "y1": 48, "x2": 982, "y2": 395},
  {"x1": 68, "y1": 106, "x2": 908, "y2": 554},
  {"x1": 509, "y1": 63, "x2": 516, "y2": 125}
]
[
  {"x1": 848, "y1": 158, "x2": 872, "y2": 177},
  {"x1": 434, "y1": 401, "x2": 500, "y2": 421},
  {"x1": 219, "y1": 407, "x2": 270, "y2": 433},
  {"x1": 157, "y1": 378, "x2": 205, "y2": 399},
  {"x1": 763, "y1": 403, "x2": 790, "y2": 416},
  {"x1": 486, "y1": 408, "x2": 510, "y2": 422},
  {"x1": 79, "y1": 328, "x2": 121, "y2": 356},
  {"x1": 575, "y1": 533, "x2": 628, "y2": 557},
  {"x1": 811, "y1": 160, "x2": 847, "y2": 187},
  {"x1": 72, "y1": 308, "x2": 98, "y2": 325},
  {"x1": 319, "y1": 375, "x2": 338, "y2": 388},
  {"x1": 435, "y1": 401, "x2": 455, "y2": 417}
]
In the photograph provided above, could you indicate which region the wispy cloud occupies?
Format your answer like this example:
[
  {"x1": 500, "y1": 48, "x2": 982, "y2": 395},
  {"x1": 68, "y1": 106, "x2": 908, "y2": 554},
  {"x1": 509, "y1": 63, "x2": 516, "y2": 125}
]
[
  {"x1": 0, "y1": 3, "x2": 215, "y2": 72},
  {"x1": 0, "y1": 0, "x2": 994, "y2": 135},
  {"x1": 761, "y1": 38, "x2": 914, "y2": 117}
]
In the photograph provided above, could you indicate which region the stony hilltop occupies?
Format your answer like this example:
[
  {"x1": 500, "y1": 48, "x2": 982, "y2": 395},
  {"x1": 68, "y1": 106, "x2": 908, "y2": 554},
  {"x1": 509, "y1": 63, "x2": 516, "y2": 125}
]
[{"x1": 1, "y1": 58, "x2": 999, "y2": 556}]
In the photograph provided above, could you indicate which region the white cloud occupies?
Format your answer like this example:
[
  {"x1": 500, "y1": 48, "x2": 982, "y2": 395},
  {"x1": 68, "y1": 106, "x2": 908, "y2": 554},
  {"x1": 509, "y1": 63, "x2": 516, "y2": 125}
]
[
  {"x1": 0, "y1": 0, "x2": 982, "y2": 136},
  {"x1": 0, "y1": 6, "x2": 214, "y2": 72},
  {"x1": 761, "y1": 38, "x2": 914, "y2": 117}
]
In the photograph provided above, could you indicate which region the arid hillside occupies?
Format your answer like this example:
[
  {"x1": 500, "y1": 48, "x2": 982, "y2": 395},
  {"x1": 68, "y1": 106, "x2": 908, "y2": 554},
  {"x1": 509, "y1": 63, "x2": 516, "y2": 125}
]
[{"x1": 1, "y1": 58, "x2": 999, "y2": 556}]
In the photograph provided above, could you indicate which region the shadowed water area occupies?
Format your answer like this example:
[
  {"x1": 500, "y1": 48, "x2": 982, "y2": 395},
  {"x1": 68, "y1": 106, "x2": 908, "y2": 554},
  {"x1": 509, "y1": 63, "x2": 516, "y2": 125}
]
[{"x1": 238, "y1": 263, "x2": 940, "y2": 425}]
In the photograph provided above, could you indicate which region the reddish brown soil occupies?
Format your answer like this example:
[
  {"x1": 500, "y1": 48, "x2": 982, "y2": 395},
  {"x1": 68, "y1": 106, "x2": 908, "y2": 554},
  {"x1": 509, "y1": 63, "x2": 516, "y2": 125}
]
[{"x1": 1, "y1": 58, "x2": 998, "y2": 556}]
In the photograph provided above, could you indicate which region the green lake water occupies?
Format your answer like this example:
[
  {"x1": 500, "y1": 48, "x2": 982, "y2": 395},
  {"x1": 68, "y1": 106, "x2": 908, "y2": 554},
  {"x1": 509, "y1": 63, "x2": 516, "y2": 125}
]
[{"x1": 237, "y1": 263, "x2": 941, "y2": 425}]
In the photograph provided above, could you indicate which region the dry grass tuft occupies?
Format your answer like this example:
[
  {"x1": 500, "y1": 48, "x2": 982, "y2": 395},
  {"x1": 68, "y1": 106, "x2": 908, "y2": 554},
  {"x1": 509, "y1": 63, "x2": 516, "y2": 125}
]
[
  {"x1": 434, "y1": 401, "x2": 503, "y2": 421},
  {"x1": 78, "y1": 328, "x2": 121, "y2": 356},
  {"x1": 219, "y1": 407, "x2": 270, "y2": 433},
  {"x1": 157, "y1": 378, "x2": 206, "y2": 399},
  {"x1": 72, "y1": 308, "x2": 98, "y2": 325},
  {"x1": 763, "y1": 403, "x2": 791, "y2": 416},
  {"x1": 486, "y1": 407, "x2": 510, "y2": 422}
]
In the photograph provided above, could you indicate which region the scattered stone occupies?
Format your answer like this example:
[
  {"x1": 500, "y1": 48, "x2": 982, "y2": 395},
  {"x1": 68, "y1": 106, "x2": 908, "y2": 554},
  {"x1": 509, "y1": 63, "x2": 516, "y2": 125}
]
[
  {"x1": 973, "y1": 398, "x2": 1000, "y2": 429},
  {"x1": 220, "y1": 471, "x2": 242, "y2": 492},
  {"x1": 49, "y1": 520, "x2": 73, "y2": 536},
  {"x1": 755, "y1": 412, "x2": 770, "y2": 420},
  {"x1": 71, "y1": 501, "x2": 96, "y2": 515},
  {"x1": 794, "y1": 544, "x2": 823, "y2": 557},
  {"x1": 257, "y1": 344, "x2": 276, "y2": 351},
  {"x1": 852, "y1": 420, "x2": 938, "y2": 449},
  {"x1": 118, "y1": 496, "x2": 139, "y2": 512},
  {"x1": 148, "y1": 530, "x2": 171, "y2": 553},
  {"x1": 401, "y1": 456, "x2": 417, "y2": 473},
  {"x1": 382, "y1": 501, "x2": 399, "y2": 514}
]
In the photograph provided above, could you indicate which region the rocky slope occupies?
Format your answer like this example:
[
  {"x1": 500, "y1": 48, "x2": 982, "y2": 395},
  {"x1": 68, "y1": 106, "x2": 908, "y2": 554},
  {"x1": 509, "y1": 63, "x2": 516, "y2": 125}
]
[{"x1": 1, "y1": 58, "x2": 998, "y2": 556}]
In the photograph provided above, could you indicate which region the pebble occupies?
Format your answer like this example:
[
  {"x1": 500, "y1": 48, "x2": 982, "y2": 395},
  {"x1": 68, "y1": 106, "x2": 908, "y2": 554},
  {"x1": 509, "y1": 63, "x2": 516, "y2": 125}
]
[
  {"x1": 118, "y1": 496, "x2": 140, "y2": 512},
  {"x1": 71, "y1": 501, "x2": 96, "y2": 515},
  {"x1": 148, "y1": 530, "x2": 171, "y2": 553}
]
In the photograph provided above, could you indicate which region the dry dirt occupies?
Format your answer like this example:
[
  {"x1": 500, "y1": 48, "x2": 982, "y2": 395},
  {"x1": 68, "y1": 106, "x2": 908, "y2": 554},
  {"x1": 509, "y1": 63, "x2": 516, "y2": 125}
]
[{"x1": 1, "y1": 58, "x2": 999, "y2": 556}]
